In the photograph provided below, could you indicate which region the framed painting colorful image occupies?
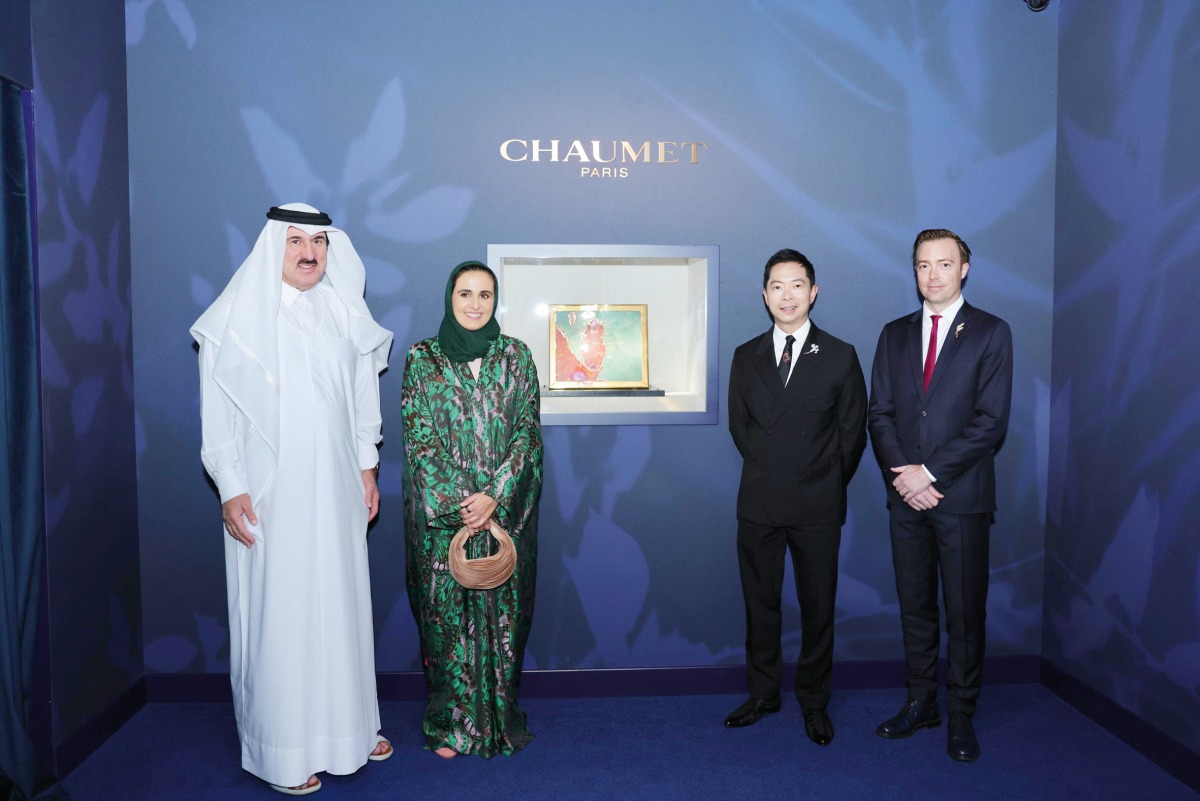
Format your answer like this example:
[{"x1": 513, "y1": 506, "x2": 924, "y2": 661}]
[{"x1": 548, "y1": 304, "x2": 650, "y2": 389}]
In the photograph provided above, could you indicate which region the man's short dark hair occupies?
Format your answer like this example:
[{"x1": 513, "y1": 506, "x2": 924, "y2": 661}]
[
  {"x1": 912, "y1": 229, "x2": 971, "y2": 267},
  {"x1": 762, "y1": 248, "x2": 815, "y2": 288}
]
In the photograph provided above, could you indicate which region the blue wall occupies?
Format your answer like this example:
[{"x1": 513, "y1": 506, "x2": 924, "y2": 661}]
[
  {"x1": 31, "y1": 0, "x2": 142, "y2": 745},
  {"x1": 22, "y1": 0, "x2": 1199, "y2": 777},
  {"x1": 127, "y1": 1, "x2": 1055, "y2": 676},
  {"x1": 1046, "y1": 0, "x2": 1200, "y2": 753}
]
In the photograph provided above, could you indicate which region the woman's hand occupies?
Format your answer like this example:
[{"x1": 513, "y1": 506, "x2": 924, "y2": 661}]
[{"x1": 460, "y1": 492, "x2": 498, "y2": 532}]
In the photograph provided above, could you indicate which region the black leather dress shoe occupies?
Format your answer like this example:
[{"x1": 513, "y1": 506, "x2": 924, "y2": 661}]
[
  {"x1": 723, "y1": 696, "x2": 782, "y2": 727},
  {"x1": 802, "y1": 708, "x2": 834, "y2": 746},
  {"x1": 876, "y1": 698, "x2": 942, "y2": 739},
  {"x1": 947, "y1": 712, "x2": 980, "y2": 761}
]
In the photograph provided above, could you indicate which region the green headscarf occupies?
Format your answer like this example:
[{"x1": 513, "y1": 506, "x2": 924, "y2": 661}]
[{"x1": 437, "y1": 260, "x2": 501, "y2": 362}]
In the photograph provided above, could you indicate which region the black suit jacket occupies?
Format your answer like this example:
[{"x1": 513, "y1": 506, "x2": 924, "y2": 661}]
[
  {"x1": 868, "y1": 301, "x2": 1013, "y2": 514},
  {"x1": 729, "y1": 323, "x2": 868, "y2": 527}
]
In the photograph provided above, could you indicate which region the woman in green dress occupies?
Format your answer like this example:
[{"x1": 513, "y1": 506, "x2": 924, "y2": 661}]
[{"x1": 402, "y1": 260, "x2": 542, "y2": 758}]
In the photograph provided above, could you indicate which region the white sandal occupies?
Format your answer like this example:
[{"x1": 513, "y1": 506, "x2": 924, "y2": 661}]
[
  {"x1": 369, "y1": 736, "x2": 393, "y2": 762},
  {"x1": 269, "y1": 776, "x2": 321, "y2": 795}
]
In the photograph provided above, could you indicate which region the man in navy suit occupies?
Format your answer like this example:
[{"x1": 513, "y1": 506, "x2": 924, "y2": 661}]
[
  {"x1": 868, "y1": 229, "x2": 1013, "y2": 762},
  {"x1": 724, "y1": 249, "x2": 867, "y2": 746}
]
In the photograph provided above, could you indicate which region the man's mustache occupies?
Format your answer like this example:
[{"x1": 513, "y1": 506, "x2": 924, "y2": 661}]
[{"x1": 297, "y1": 259, "x2": 319, "y2": 266}]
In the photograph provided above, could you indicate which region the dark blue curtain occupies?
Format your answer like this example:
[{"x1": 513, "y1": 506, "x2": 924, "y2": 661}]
[{"x1": 1, "y1": 78, "x2": 64, "y2": 801}]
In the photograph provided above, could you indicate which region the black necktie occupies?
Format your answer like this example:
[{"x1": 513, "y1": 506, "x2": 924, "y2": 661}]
[{"x1": 778, "y1": 334, "x2": 795, "y2": 387}]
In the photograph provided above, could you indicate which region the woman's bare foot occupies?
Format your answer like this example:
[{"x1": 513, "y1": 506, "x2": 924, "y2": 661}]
[{"x1": 434, "y1": 746, "x2": 458, "y2": 759}]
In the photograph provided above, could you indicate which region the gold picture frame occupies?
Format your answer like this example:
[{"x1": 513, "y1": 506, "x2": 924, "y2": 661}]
[{"x1": 547, "y1": 304, "x2": 650, "y2": 389}]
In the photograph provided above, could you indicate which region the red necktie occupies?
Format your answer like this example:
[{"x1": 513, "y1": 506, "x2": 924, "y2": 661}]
[{"x1": 923, "y1": 314, "x2": 941, "y2": 392}]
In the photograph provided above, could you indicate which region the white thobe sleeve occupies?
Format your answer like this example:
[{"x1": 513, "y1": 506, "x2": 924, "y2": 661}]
[
  {"x1": 198, "y1": 338, "x2": 249, "y2": 502},
  {"x1": 355, "y1": 349, "x2": 383, "y2": 470}
]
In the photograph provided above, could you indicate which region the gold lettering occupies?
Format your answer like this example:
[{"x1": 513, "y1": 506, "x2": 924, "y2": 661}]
[
  {"x1": 681, "y1": 142, "x2": 708, "y2": 164},
  {"x1": 530, "y1": 139, "x2": 559, "y2": 162},
  {"x1": 563, "y1": 140, "x2": 590, "y2": 162},
  {"x1": 505, "y1": 138, "x2": 704, "y2": 171},
  {"x1": 621, "y1": 141, "x2": 651, "y2": 163},
  {"x1": 499, "y1": 139, "x2": 528, "y2": 161},
  {"x1": 591, "y1": 140, "x2": 617, "y2": 163}
]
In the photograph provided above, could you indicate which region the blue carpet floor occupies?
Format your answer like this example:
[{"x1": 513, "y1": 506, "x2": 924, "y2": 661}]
[{"x1": 61, "y1": 685, "x2": 1197, "y2": 801}]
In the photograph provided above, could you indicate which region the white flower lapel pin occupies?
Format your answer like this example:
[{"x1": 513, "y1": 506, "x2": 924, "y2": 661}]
[
  {"x1": 955, "y1": 323, "x2": 965, "y2": 339},
  {"x1": 803, "y1": 343, "x2": 819, "y2": 355}
]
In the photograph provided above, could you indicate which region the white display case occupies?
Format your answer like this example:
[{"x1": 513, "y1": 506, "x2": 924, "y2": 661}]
[{"x1": 489, "y1": 244, "x2": 719, "y2": 426}]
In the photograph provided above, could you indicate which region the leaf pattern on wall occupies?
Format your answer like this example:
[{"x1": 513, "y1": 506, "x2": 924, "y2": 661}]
[{"x1": 1048, "y1": 0, "x2": 1200, "y2": 751}]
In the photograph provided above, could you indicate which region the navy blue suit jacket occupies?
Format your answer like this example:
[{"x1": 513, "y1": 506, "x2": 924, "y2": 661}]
[
  {"x1": 729, "y1": 323, "x2": 867, "y2": 527},
  {"x1": 868, "y1": 301, "x2": 1013, "y2": 514}
]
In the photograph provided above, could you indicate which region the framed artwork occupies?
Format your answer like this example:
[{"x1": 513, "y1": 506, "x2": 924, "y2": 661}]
[
  {"x1": 490, "y1": 243, "x2": 718, "y2": 425},
  {"x1": 548, "y1": 304, "x2": 650, "y2": 389}
]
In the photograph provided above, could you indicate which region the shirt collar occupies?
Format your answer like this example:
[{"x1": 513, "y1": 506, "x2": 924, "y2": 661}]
[
  {"x1": 773, "y1": 319, "x2": 811, "y2": 349},
  {"x1": 280, "y1": 281, "x2": 302, "y2": 307},
  {"x1": 923, "y1": 295, "x2": 965, "y2": 324}
]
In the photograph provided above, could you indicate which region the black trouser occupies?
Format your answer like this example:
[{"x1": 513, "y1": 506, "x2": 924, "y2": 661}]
[
  {"x1": 889, "y1": 505, "x2": 991, "y2": 716},
  {"x1": 736, "y1": 519, "x2": 841, "y2": 709}
]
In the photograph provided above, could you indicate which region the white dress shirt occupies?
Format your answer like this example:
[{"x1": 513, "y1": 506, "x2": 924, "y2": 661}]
[{"x1": 772, "y1": 320, "x2": 811, "y2": 386}]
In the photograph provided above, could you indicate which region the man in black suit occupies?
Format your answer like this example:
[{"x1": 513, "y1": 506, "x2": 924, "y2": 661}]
[
  {"x1": 868, "y1": 229, "x2": 1013, "y2": 762},
  {"x1": 724, "y1": 249, "x2": 867, "y2": 746}
]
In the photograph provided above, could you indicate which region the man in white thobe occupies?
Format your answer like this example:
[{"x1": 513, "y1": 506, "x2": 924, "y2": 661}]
[{"x1": 191, "y1": 203, "x2": 393, "y2": 795}]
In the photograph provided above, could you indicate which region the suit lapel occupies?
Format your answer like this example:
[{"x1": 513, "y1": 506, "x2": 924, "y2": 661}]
[
  {"x1": 751, "y1": 330, "x2": 784, "y2": 403},
  {"x1": 781, "y1": 324, "x2": 818, "y2": 396},
  {"x1": 761, "y1": 324, "x2": 822, "y2": 425},
  {"x1": 906, "y1": 310, "x2": 925, "y2": 398},
  {"x1": 925, "y1": 302, "x2": 973, "y2": 398}
]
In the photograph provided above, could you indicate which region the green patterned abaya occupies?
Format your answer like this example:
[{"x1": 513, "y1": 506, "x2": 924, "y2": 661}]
[{"x1": 402, "y1": 333, "x2": 542, "y2": 756}]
